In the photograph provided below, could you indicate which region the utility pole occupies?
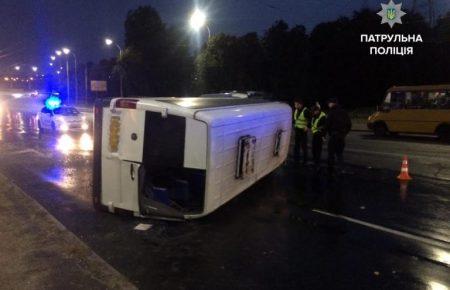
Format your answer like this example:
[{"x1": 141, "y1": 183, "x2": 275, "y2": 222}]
[
  {"x1": 85, "y1": 65, "x2": 89, "y2": 104},
  {"x1": 66, "y1": 58, "x2": 70, "y2": 105}
]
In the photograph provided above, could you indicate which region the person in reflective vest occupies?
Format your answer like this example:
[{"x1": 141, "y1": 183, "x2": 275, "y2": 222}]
[
  {"x1": 311, "y1": 104, "x2": 327, "y2": 169},
  {"x1": 293, "y1": 99, "x2": 311, "y2": 165}
]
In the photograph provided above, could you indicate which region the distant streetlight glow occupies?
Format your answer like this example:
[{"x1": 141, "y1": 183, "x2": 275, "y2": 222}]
[
  {"x1": 14, "y1": 66, "x2": 20, "y2": 71},
  {"x1": 55, "y1": 50, "x2": 62, "y2": 56},
  {"x1": 31, "y1": 66, "x2": 38, "y2": 72},
  {"x1": 105, "y1": 38, "x2": 113, "y2": 46},
  {"x1": 49, "y1": 62, "x2": 53, "y2": 66},
  {"x1": 62, "y1": 47, "x2": 70, "y2": 55},
  {"x1": 50, "y1": 55, "x2": 56, "y2": 61}
]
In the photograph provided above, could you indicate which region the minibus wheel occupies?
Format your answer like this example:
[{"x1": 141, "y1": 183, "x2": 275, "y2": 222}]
[
  {"x1": 373, "y1": 122, "x2": 388, "y2": 137},
  {"x1": 436, "y1": 125, "x2": 450, "y2": 142}
]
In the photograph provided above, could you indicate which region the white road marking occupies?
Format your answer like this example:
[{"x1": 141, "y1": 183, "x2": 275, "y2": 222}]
[
  {"x1": 4, "y1": 148, "x2": 47, "y2": 158},
  {"x1": 312, "y1": 209, "x2": 450, "y2": 250},
  {"x1": 346, "y1": 148, "x2": 449, "y2": 163}
]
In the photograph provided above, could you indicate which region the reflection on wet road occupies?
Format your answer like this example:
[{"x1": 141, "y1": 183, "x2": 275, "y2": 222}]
[{"x1": 0, "y1": 104, "x2": 93, "y2": 202}]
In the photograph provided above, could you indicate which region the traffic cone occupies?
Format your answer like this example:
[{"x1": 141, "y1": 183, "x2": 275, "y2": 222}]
[{"x1": 397, "y1": 156, "x2": 412, "y2": 181}]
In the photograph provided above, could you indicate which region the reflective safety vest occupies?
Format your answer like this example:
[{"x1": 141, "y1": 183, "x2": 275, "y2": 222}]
[
  {"x1": 311, "y1": 111, "x2": 326, "y2": 134},
  {"x1": 294, "y1": 108, "x2": 308, "y2": 129}
]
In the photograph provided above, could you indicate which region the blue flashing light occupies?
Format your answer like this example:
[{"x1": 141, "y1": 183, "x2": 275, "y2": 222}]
[{"x1": 45, "y1": 95, "x2": 62, "y2": 110}]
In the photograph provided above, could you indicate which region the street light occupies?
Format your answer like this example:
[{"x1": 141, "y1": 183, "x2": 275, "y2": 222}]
[
  {"x1": 57, "y1": 47, "x2": 78, "y2": 104},
  {"x1": 189, "y1": 8, "x2": 211, "y2": 39},
  {"x1": 50, "y1": 55, "x2": 56, "y2": 61},
  {"x1": 105, "y1": 38, "x2": 113, "y2": 46},
  {"x1": 31, "y1": 66, "x2": 38, "y2": 72},
  {"x1": 105, "y1": 38, "x2": 124, "y2": 97},
  {"x1": 105, "y1": 38, "x2": 123, "y2": 54}
]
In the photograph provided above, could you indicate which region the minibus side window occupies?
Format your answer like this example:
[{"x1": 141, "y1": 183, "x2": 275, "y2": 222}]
[
  {"x1": 436, "y1": 91, "x2": 450, "y2": 109},
  {"x1": 390, "y1": 91, "x2": 406, "y2": 109},
  {"x1": 407, "y1": 91, "x2": 426, "y2": 109}
]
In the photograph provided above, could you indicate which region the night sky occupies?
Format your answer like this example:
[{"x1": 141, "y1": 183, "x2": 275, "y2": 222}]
[{"x1": 0, "y1": 0, "x2": 448, "y2": 72}]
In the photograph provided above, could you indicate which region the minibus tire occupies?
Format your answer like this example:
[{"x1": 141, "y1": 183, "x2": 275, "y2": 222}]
[
  {"x1": 373, "y1": 122, "x2": 388, "y2": 137},
  {"x1": 436, "y1": 125, "x2": 450, "y2": 142}
]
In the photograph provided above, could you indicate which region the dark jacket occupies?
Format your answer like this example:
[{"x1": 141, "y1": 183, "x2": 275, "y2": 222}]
[{"x1": 325, "y1": 105, "x2": 352, "y2": 136}]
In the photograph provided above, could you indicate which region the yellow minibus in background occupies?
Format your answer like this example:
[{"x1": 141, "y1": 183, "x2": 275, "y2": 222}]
[{"x1": 367, "y1": 85, "x2": 450, "y2": 141}]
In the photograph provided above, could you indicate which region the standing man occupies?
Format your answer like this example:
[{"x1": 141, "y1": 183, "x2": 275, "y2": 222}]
[
  {"x1": 311, "y1": 104, "x2": 327, "y2": 169},
  {"x1": 325, "y1": 98, "x2": 352, "y2": 174},
  {"x1": 293, "y1": 99, "x2": 311, "y2": 166}
]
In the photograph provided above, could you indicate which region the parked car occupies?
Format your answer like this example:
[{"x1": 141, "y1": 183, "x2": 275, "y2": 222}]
[{"x1": 37, "y1": 106, "x2": 89, "y2": 133}]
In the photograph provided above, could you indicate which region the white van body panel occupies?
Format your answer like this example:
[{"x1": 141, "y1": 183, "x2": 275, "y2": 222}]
[
  {"x1": 184, "y1": 119, "x2": 207, "y2": 170},
  {"x1": 118, "y1": 109, "x2": 145, "y2": 163},
  {"x1": 192, "y1": 103, "x2": 292, "y2": 216}
]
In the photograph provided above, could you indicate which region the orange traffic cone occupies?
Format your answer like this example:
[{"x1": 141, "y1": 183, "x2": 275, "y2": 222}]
[{"x1": 397, "y1": 156, "x2": 412, "y2": 181}]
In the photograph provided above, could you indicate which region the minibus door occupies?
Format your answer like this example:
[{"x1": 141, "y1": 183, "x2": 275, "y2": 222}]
[
  {"x1": 119, "y1": 108, "x2": 146, "y2": 212},
  {"x1": 137, "y1": 111, "x2": 187, "y2": 220}
]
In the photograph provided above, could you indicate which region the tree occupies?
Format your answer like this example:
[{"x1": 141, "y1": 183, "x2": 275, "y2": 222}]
[
  {"x1": 195, "y1": 33, "x2": 266, "y2": 93},
  {"x1": 122, "y1": 6, "x2": 193, "y2": 96},
  {"x1": 262, "y1": 21, "x2": 309, "y2": 102}
]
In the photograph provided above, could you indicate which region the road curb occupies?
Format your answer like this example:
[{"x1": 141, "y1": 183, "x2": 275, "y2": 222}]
[{"x1": 0, "y1": 172, "x2": 137, "y2": 290}]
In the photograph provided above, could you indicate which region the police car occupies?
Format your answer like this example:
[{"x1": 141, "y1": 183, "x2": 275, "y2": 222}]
[{"x1": 37, "y1": 105, "x2": 89, "y2": 133}]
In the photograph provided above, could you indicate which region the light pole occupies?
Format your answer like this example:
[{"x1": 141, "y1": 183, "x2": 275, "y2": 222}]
[
  {"x1": 189, "y1": 8, "x2": 211, "y2": 39},
  {"x1": 55, "y1": 49, "x2": 70, "y2": 103},
  {"x1": 63, "y1": 47, "x2": 78, "y2": 105},
  {"x1": 105, "y1": 38, "x2": 124, "y2": 97}
]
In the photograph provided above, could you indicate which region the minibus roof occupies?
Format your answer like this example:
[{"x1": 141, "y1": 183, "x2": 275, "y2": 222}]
[
  {"x1": 130, "y1": 97, "x2": 273, "y2": 115},
  {"x1": 388, "y1": 84, "x2": 450, "y2": 92},
  {"x1": 157, "y1": 97, "x2": 269, "y2": 109},
  {"x1": 111, "y1": 97, "x2": 288, "y2": 127}
]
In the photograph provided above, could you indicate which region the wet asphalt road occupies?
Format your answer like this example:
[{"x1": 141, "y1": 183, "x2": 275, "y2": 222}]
[{"x1": 0, "y1": 106, "x2": 449, "y2": 289}]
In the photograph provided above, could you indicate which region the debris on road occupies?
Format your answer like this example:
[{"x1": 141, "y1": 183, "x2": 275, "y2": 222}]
[{"x1": 134, "y1": 223, "x2": 153, "y2": 231}]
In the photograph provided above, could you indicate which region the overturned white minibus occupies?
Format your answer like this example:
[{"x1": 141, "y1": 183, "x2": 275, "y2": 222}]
[{"x1": 93, "y1": 97, "x2": 292, "y2": 219}]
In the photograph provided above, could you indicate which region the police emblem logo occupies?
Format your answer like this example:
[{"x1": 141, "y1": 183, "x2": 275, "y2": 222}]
[{"x1": 377, "y1": 0, "x2": 406, "y2": 28}]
